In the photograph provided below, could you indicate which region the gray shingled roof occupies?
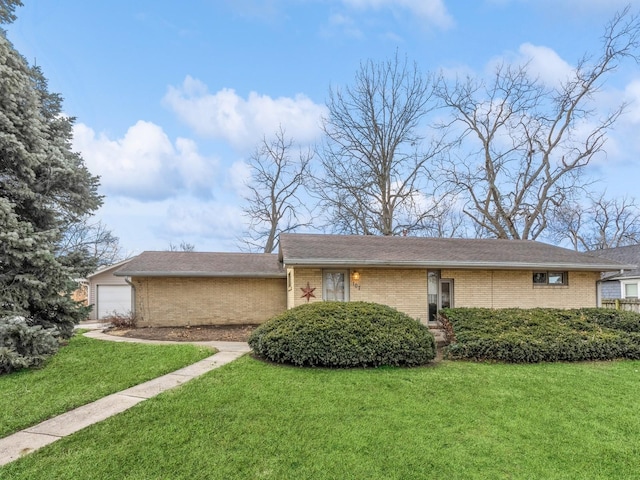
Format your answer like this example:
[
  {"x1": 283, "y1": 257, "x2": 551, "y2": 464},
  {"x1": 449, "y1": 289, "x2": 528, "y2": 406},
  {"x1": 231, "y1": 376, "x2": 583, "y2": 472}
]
[
  {"x1": 279, "y1": 233, "x2": 636, "y2": 271},
  {"x1": 87, "y1": 258, "x2": 132, "y2": 279},
  {"x1": 114, "y1": 252, "x2": 284, "y2": 278},
  {"x1": 592, "y1": 245, "x2": 640, "y2": 279}
]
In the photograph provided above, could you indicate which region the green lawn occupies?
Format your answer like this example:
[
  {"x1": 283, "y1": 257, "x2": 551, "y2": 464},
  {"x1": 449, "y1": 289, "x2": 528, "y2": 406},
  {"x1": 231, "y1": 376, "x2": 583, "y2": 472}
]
[
  {"x1": 0, "y1": 332, "x2": 213, "y2": 437},
  {"x1": 2, "y1": 356, "x2": 640, "y2": 479}
]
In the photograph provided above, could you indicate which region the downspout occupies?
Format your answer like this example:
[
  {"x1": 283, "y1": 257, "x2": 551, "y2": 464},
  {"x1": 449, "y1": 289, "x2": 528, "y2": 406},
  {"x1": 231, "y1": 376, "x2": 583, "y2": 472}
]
[{"x1": 124, "y1": 277, "x2": 136, "y2": 319}]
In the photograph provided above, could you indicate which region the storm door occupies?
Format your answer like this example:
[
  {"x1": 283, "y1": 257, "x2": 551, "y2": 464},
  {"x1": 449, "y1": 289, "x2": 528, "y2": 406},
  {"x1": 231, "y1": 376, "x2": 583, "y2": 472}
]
[
  {"x1": 427, "y1": 270, "x2": 454, "y2": 323},
  {"x1": 427, "y1": 270, "x2": 439, "y2": 323},
  {"x1": 440, "y1": 279, "x2": 453, "y2": 310}
]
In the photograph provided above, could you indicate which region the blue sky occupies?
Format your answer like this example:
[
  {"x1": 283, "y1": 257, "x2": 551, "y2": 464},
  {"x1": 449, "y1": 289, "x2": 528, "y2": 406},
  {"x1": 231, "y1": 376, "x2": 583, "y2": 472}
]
[{"x1": 6, "y1": 0, "x2": 640, "y2": 255}]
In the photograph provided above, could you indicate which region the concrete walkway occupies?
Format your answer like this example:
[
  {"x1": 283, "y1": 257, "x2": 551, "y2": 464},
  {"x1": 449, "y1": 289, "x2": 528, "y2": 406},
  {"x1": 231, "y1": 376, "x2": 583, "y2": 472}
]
[{"x1": 0, "y1": 327, "x2": 251, "y2": 466}]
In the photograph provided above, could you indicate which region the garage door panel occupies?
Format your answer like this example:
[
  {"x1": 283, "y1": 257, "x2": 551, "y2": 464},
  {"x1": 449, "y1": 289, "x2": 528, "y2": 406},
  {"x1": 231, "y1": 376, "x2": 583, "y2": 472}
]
[{"x1": 97, "y1": 285, "x2": 132, "y2": 319}]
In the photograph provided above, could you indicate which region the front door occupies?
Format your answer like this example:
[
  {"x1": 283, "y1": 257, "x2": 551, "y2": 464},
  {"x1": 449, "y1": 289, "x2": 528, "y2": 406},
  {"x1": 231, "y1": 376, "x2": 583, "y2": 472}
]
[
  {"x1": 440, "y1": 279, "x2": 453, "y2": 310},
  {"x1": 427, "y1": 270, "x2": 454, "y2": 323}
]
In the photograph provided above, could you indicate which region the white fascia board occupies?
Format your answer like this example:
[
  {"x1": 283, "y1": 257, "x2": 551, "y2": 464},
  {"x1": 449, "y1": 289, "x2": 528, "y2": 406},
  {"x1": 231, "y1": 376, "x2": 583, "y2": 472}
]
[
  {"x1": 114, "y1": 271, "x2": 286, "y2": 278},
  {"x1": 283, "y1": 258, "x2": 636, "y2": 271}
]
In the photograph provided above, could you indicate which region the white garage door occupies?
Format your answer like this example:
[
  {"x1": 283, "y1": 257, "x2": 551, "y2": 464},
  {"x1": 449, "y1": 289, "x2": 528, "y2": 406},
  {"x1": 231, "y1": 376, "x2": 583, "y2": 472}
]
[{"x1": 97, "y1": 285, "x2": 132, "y2": 319}]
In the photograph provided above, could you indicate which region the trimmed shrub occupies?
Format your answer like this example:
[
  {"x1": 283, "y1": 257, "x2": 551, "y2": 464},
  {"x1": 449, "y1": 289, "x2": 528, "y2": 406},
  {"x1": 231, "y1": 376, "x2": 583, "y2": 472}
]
[
  {"x1": 0, "y1": 316, "x2": 60, "y2": 374},
  {"x1": 249, "y1": 302, "x2": 436, "y2": 368},
  {"x1": 574, "y1": 308, "x2": 640, "y2": 333},
  {"x1": 441, "y1": 308, "x2": 640, "y2": 363}
]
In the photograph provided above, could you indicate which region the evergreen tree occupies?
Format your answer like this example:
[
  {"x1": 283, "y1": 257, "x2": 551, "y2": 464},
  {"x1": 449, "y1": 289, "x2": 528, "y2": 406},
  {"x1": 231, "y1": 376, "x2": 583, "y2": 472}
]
[
  {"x1": 0, "y1": 9, "x2": 102, "y2": 338},
  {"x1": 0, "y1": 0, "x2": 21, "y2": 25}
]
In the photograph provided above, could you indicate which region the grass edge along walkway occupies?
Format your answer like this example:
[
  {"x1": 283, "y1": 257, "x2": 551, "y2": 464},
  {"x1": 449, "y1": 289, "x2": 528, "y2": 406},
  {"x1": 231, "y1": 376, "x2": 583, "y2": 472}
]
[{"x1": 0, "y1": 348, "x2": 249, "y2": 466}]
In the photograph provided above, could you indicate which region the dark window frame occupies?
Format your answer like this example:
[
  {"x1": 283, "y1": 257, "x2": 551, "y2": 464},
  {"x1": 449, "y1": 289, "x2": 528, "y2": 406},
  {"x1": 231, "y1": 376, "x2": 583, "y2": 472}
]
[{"x1": 533, "y1": 271, "x2": 568, "y2": 286}]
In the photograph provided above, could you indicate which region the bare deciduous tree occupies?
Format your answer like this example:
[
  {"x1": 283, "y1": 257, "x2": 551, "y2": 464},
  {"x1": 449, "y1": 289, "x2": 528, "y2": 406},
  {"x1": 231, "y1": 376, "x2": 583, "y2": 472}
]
[
  {"x1": 241, "y1": 126, "x2": 313, "y2": 253},
  {"x1": 167, "y1": 241, "x2": 196, "y2": 252},
  {"x1": 551, "y1": 193, "x2": 640, "y2": 251},
  {"x1": 434, "y1": 7, "x2": 640, "y2": 240},
  {"x1": 57, "y1": 216, "x2": 124, "y2": 268},
  {"x1": 315, "y1": 52, "x2": 448, "y2": 236}
]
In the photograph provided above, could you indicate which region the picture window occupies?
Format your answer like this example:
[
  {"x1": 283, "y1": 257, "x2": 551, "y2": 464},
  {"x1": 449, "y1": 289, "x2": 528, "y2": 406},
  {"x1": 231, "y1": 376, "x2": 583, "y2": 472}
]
[{"x1": 323, "y1": 270, "x2": 349, "y2": 301}]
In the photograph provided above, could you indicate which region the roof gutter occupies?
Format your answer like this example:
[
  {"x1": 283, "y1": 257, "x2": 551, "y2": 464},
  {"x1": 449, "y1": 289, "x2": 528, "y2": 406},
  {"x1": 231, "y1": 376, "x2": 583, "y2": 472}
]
[
  {"x1": 114, "y1": 271, "x2": 286, "y2": 278},
  {"x1": 283, "y1": 259, "x2": 637, "y2": 271}
]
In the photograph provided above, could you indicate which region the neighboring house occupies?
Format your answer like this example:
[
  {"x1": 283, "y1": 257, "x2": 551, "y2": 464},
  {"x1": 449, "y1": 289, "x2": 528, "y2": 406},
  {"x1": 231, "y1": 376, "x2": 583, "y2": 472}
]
[
  {"x1": 593, "y1": 244, "x2": 640, "y2": 300},
  {"x1": 87, "y1": 259, "x2": 133, "y2": 320},
  {"x1": 71, "y1": 279, "x2": 89, "y2": 305},
  {"x1": 114, "y1": 234, "x2": 635, "y2": 328}
]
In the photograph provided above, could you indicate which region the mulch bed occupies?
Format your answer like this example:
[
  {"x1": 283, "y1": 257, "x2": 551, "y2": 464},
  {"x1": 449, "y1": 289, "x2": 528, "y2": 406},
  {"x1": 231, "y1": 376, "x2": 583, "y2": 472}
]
[{"x1": 107, "y1": 324, "x2": 259, "y2": 342}]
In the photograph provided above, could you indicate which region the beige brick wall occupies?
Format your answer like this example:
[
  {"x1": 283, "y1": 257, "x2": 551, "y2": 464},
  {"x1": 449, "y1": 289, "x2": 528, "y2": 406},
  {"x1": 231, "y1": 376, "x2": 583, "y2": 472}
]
[
  {"x1": 441, "y1": 269, "x2": 599, "y2": 309},
  {"x1": 132, "y1": 277, "x2": 287, "y2": 327},
  {"x1": 350, "y1": 268, "x2": 428, "y2": 321},
  {"x1": 288, "y1": 267, "x2": 599, "y2": 318},
  {"x1": 137, "y1": 268, "x2": 600, "y2": 327},
  {"x1": 290, "y1": 267, "x2": 429, "y2": 322},
  {"x1": 289, "y1": 268, "x2": 323, "y2": 308}
]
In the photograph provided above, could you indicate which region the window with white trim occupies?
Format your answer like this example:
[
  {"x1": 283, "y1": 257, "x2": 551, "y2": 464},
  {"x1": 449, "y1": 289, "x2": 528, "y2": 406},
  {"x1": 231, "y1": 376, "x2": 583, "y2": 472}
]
[
  {"x1": 622, "y1": 281, "x2": 639, "y2": 299},
  {"x1": 323, "y1": 270, "x2": 349, "y2": 301}
]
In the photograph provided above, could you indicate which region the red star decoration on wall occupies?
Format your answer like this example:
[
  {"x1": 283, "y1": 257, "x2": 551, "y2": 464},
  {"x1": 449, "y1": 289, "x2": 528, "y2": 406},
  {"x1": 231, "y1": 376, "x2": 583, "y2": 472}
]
[{"x1": 300, "y1": 282, "x2": 316, "y2": 302}]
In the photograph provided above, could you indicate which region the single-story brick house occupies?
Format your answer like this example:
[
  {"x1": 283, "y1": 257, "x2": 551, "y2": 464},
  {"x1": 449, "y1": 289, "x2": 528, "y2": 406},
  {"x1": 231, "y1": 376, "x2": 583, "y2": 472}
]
[{"x1": 114, "y1": 234, "x2": 635, "y2": 327}]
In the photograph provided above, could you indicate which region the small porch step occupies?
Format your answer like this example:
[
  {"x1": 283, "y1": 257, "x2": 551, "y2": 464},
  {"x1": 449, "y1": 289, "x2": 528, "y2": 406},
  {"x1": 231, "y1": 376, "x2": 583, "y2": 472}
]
[{"x1": 429, "y1": 327, "x2": 447, "y2": 346}]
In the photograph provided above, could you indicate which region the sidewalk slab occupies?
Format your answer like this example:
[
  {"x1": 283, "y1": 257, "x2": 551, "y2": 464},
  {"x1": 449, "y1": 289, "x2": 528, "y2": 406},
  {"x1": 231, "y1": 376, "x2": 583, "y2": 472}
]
[
  {"x1": 0, "y1": 432, "x2": 60, "y2": 465},
  {"x1": 170, "y1": 354, "x2": 239, "y2": 377},
  {"x1": 26, "y1": 394, "x2": 145, "y2": 437},
  {"x1": 0, "y1": 346, "x2": 248, "y2": 467},
  {"x1": 119, "y1": 374, "x2": 191, "y2": 398},
  {"x1": 82, "y1": 330, "x2": 252, "y2": 353},
  {"x1": 76, "y1": 322, "x2": 109, "y2": 331}
]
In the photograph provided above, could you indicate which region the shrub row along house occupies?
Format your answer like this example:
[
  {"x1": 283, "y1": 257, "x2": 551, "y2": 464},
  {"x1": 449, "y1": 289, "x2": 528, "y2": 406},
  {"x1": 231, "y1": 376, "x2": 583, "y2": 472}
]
[{"x1": 112, "y1": 234, "x2": 636, "y2": 327}]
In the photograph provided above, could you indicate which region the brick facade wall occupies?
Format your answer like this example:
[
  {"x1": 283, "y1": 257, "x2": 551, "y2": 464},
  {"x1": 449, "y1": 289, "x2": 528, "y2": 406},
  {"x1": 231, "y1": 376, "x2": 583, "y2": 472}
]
[
  {"x1": 133, "y1": 267, "x2": 600, "y2": 327},
  {"x1": 132, "y1": 277, "x2": 287, "y2": 327},
  {"x1": 441, "y1": 269, "x2": 599, "y2": 309},
  {"x1": 349, "y1": 268, "x2": 428, "y2": 322},
  {"x1": 288, "y1": 267, "x2": 599, "y2": 319},
  {"x1": 289, "y1": 267, "x2": 323, "y2": 307},
  {"x1": 289, "y1": 267, "x2": 429, "y2": 322}
]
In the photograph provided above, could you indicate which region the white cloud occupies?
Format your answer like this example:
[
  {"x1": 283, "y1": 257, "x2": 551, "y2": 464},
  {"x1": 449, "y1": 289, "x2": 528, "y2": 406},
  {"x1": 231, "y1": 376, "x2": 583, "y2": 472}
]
[
  {"x1": 624, "y1": 79, "x2": 640, "y2": 124},
  {"x1": 228, "y1": 159, "x2": 252, "y2": 198},
  {"x1": 517, "y1": 43, "x2": 573, "y2": 88},
  {"x1": 174, "y1": 137, "x2": 219, "y2": 196},
  {"x1": 163, "y1": 76, "x2": 326, "y2": 151},
  {"x1": 73, "y1": 121, "x2": 218, "y2": 201},
  {"x1": 327, "y1": 13, "x2": 364, "y2": 38},
  {"x1": 95, "y1": 195, "x2": 246, "y2": 254},
  {"x1": 485, "y1": 43, "x2": 573, "y2": 89},
  {"x1": 164, "y1": 201, "x2": 245, "y2": 239},
  {"x1": 341, "y1": 0, "x2": 454, "y2": 29}
]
